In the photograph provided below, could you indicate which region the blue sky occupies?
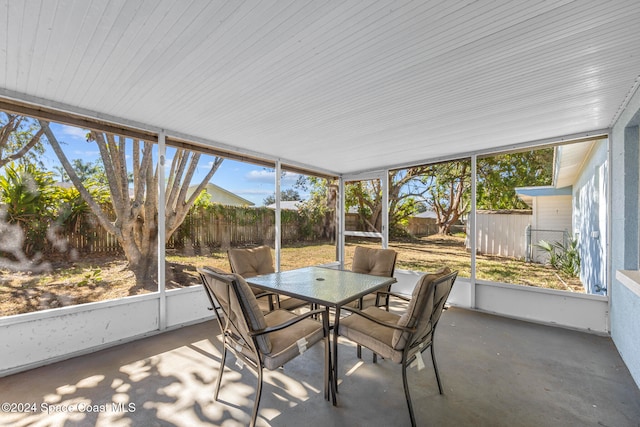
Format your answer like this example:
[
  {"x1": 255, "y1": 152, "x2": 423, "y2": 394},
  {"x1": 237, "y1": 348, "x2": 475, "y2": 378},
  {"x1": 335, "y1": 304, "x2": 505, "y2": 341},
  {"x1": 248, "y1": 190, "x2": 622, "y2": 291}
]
[{"x1": 42, "y1": 123, "x2": 306, "y2": 206}]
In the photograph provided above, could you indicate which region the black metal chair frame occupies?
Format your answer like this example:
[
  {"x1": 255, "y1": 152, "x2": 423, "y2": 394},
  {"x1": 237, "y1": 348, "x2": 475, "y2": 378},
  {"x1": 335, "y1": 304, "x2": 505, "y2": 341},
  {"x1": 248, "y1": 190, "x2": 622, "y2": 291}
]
[
  {"x1": 198, "y1": 267, "x2": 330, "y2": 427},
  {"x1": 339, "y1": 270, "x2": 458, "y2": 427}
]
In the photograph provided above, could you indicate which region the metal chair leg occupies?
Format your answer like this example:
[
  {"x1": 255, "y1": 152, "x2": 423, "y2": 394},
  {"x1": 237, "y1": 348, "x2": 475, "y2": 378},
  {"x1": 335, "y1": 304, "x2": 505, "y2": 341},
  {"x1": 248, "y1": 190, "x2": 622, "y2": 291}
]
[
  {"x1": 214, "y1": 345, "x2": 227, "y2": 400},
  {"x1": 250, "y1": 367, "x2": 264, "y2": 427},
  {"x1": 430, "y1": 344, "x2": 443, "y2": 394},
  {"x1": 402, "y1": 361, "x2": 416, "y2": 427}
]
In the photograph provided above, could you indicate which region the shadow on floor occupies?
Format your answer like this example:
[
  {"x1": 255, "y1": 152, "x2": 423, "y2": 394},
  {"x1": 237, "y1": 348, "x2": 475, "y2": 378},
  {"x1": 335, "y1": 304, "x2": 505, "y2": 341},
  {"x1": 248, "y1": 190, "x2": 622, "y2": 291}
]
[{"x1": 1, "y1": 307, "x2": 639, "y2": 426}]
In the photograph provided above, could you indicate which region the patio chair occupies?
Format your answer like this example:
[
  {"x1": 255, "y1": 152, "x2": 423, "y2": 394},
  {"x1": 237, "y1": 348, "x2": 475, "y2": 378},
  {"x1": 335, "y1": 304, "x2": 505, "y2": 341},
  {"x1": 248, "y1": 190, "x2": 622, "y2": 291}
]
[
  {"x1": 228, "y1": 245, "x2": 309, "y2": 312},
  {"x1": 198, "y1": 267, "x2": 330, "y2": 427},
  {"x1": 349, "y1": 246, "x2": 397, "y2": 310},
  {"x1": 337, "y1": 267, "x2": 458, "y2": 427},
  {"x1": 348, "y1": 246, "x2": 397, "y2": 359}
]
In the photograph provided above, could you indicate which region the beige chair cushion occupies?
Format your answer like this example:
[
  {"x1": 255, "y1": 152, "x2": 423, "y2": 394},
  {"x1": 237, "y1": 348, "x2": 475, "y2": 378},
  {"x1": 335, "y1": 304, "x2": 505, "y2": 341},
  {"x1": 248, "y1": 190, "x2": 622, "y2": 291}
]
[
  {"x1": 348, "y1": 246, "x2": 397, "y2": 309},
  {"x1": 228, "y1": 246, "x2": 275, "y2": 278},
  {"x1": 338, "y1": 306, "x2": 403, "y2": 363},
  {"x1": 392, "y1": 267, "x2": 451, "y2": 350},
  {"x1": 228, "y1": 245, "x2": 309, "y2": 312},
  {"x1": 230, "y1": 272, "x2": 272, "y2": 354},
  {"x1": 262, "y1": 309, "x2": 325, "y2": 370},
  {"x1": 351, "y1": 246, "x2": 397, "y2": 277}
]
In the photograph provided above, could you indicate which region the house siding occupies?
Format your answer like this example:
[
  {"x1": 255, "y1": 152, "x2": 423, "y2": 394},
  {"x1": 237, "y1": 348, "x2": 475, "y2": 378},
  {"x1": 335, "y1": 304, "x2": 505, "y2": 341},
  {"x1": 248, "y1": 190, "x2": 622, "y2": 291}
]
[
  {"x1": 572, "y1": 140, "x2": 608, "y2": 294},
  {"x1": 534, "y1": 196, "x2": 572, "y2": 233}
]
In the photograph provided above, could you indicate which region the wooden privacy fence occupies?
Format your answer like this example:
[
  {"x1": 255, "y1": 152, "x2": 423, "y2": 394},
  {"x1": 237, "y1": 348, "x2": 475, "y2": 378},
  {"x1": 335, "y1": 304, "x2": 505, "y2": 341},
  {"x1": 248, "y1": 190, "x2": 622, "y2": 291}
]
[
  {"x1": 65, "y1": 205, "x2": 327, "y2": 254},
  {"x1": 170, "y1": 206, "x2": 278, "y2": 249}
]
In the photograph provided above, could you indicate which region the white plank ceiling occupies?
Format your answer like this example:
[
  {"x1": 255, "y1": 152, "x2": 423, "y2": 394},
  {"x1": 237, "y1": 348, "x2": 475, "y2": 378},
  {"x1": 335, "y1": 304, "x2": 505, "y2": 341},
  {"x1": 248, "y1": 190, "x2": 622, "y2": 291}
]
[{"x1": 2, "y1": 0, "x2": 640, "y2": 175}]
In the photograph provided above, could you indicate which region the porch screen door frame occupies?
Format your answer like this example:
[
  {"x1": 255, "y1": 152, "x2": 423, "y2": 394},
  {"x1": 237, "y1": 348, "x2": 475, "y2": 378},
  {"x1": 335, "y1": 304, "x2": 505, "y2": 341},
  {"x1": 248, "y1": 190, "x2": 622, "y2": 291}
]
[{"x1": 338, "y1": 170, "x2": 389, "y2": 268}]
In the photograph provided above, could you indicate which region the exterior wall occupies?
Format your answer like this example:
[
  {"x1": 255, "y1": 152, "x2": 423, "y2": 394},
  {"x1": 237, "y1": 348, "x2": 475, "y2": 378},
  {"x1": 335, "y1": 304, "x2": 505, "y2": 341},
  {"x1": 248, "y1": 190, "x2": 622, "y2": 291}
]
[
  {"x1": 529, "y1": 195, "x2": 572, "y2": 263},
  {"x1": 534, "y1": 195, "x2": 572, "y2": 233},
  {"x1": 572, "y1": 140, "x2": 608, "y2": 294},
  {"x1": 610, "y1": 82, "x2": 640, "y2": 388}
]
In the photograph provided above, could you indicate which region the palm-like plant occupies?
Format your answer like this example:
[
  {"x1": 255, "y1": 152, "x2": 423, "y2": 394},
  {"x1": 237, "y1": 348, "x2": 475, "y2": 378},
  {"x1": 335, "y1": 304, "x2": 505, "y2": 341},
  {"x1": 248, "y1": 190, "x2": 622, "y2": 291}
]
[
  {"x1": 535, "y1": 237, "x2": 580, "y2": 277},
  {"x1": 0, "y1": 162, "x2": 56, "y2": 254}
]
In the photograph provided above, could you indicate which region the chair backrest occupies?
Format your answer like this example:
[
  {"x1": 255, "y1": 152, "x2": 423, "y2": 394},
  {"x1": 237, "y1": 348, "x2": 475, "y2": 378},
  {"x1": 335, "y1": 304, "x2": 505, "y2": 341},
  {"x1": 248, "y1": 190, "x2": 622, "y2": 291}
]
[
  {"x1": 351, "y1": 246, "x2": 397, "y2": 277},
  {"x1": 392, "y1": 267, "x2": 458, "y2": 351},
  {"x1": 198, "y1": 267, "x2": 273, "y2": 355},
  {"x1": 228, "y1": 245, "x2": 275, "y2": 278}
]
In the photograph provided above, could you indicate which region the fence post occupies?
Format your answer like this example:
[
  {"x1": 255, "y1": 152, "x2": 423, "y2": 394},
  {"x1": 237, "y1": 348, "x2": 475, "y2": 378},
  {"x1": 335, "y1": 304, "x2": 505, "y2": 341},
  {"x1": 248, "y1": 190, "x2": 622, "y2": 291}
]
[{"x1": 525, "y1": 224, "x2": 531, "y2": 262}]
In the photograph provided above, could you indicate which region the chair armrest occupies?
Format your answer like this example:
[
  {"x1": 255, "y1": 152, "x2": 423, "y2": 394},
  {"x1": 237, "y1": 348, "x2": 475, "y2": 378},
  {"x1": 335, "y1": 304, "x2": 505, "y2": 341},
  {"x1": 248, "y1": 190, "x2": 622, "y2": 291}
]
[
  {"x1": 250, "y1": 308, "x2": 327, "y2": 336},
  {"x1": 340, "y1": 306, "x2": 416, "y2": 333},
  {"x1": 375, "y1": 290, "x2": 411, "y2": 302}
]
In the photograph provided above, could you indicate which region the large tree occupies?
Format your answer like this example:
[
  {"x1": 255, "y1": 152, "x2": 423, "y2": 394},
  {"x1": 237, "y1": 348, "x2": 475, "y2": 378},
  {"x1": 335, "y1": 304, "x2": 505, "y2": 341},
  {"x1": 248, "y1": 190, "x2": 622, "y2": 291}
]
[
  {"x1": 40, "y1": 121, "x2": 223, "y2": 285},
  {"x1": 313, "y1": 149, "x2": 553, "y2": 237},
  {"x1": 343, "y1": 161, "x2": 470, "y2": 236},
  {"x1": 476, "y1": 149, "x2": 553, "y2": 209}
]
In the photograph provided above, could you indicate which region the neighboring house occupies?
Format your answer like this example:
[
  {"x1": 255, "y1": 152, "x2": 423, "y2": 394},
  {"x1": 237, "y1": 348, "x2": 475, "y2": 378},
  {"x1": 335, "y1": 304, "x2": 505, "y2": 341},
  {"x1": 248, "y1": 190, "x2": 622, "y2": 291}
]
[
  {"x1": 187, "y1": 183, "x2": 254, "y2": 207},
  {"x1": 515, "y1": 186, "x2": 572, "y2": 263},
  {"x1": 516, "y1": 139, "x2": 608, "y2": 294}
]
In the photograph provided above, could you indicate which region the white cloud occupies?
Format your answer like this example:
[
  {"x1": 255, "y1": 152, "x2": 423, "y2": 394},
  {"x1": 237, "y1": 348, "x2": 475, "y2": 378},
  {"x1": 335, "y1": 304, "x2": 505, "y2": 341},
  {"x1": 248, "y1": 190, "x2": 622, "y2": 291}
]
[
  {"x1": 59, "y1": 125, "x2": 89, "y2": 139},
  {"x1": 245, "y1": 169, "x2": 300, "y2": 184}
]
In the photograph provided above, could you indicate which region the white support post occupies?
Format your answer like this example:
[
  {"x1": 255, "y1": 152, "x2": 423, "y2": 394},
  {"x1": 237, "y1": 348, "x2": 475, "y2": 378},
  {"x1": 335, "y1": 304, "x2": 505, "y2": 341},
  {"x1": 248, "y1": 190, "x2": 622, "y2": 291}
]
[
  {"x1": 338, "y1": 177, "x2": 345, "y2": 268},
  {"x1": 382, "y1": 170, "x2": 389, "y2": 248},
  {"x1": 158, "y1": 131, "x2": 167, "y2": 330},
  {"x1": 275, "y1": 160, "x2": 282, "y2": 272},
  {"x1": 470, "y1": 154, "x2": 477, "y2": 308}
]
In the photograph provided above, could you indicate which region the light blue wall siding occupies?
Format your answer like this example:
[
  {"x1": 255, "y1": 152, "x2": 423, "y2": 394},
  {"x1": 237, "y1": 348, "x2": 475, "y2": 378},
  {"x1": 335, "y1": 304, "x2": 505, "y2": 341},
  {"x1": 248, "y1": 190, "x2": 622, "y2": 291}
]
[
  {"x1": 611, "y1": 85, "x2": 640, "y2": 388},
  {"x1": 572, "y1": 140, "x2": 608, "y2": 294}
]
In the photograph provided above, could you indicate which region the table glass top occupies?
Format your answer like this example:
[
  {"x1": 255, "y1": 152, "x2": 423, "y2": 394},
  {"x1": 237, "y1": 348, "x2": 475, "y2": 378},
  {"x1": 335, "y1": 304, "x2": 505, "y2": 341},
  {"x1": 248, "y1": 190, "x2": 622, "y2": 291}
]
[{"x1": 245, "y1": 266, "x2": 396, "y2": 306}]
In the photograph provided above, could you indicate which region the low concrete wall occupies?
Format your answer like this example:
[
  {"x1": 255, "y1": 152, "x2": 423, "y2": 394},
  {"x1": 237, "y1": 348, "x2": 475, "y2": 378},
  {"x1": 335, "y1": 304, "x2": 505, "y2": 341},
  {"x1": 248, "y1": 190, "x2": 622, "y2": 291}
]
[{"x1": 0, "y1": 287, "x2": 212, "y2": 377}]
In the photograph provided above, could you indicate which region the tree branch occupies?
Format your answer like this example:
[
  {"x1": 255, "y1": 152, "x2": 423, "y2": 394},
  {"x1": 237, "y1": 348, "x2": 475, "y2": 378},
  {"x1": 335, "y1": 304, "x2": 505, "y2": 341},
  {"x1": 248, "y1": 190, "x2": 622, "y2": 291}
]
[{"x1": 39, "y1": 121, "x2": 119, "y2": 237}]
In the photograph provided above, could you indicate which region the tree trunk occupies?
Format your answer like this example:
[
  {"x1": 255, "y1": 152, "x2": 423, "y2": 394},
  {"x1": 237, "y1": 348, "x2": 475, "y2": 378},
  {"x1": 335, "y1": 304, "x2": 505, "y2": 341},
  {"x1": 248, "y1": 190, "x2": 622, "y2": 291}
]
[{"x1": 41, "y1": 122, "x2": 223, "y2": 288}]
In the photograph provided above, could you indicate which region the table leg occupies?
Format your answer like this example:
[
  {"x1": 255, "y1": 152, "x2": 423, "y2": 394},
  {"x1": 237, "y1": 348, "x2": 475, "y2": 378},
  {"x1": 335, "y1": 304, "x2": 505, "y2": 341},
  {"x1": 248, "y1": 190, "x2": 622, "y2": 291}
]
[
  {"x1": 326, "y1": 306, "x2": 337, "y2": 405},
  {"x1": 323, "y1": 306, "x2": 330, "y2": 402},
  {"x1": 333, "y1": 306, "x2": 341, "y2": 398}
]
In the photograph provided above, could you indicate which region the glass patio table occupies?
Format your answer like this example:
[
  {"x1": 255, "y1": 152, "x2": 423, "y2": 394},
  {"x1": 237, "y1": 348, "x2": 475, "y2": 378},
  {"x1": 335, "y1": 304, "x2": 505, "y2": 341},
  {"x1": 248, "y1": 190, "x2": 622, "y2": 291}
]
[{"x1": 245, "y1": 266, "x2": 397, "y2": 405}]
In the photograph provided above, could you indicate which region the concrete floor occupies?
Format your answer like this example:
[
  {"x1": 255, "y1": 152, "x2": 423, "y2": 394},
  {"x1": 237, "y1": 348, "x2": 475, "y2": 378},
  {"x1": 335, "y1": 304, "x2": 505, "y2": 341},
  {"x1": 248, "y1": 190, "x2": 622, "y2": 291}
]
[{"x1": 1, "y1": 307, "x2": 639, "y2": 427}]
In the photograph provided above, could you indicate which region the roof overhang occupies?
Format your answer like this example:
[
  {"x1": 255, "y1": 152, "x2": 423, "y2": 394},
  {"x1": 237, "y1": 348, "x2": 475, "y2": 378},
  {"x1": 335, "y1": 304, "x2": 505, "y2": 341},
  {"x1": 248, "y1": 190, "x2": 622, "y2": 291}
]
[{"x1": 516, "y1": 185, "x2": 573, "y2": 206}]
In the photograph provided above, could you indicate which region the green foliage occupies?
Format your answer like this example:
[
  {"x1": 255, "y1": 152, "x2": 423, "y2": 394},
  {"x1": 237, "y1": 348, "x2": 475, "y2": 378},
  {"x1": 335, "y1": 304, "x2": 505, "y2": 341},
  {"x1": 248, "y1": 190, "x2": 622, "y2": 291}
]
[
  {"x1": 0, "y1": 162, "x2": 57, "y2": 253},
  {"x1": 392, "y1": 160, "x2": 471, "y2": 235},
  {"x1": 535, "y1": 237, "x2": 580, "y2": 277},
  {"x1": 53, "y1": 183, "x2": 111, "y2": 232},
  {"x1": 70, "y1": 159, "x2": 106, "y2": 182},
  {"x1": 296, "y1": 182, "x2": 329, "y2": 239},
  {"x1": 77, "y1": 268, "x2": 102, "y2": 287},
  {"x1": 345, "y1": 180, "x2": 378, "y2": 231},
  {"x1": 192, "y1": 190, "x2": 213, "y2": 208},
  {"x1": 477, "y1": 148, "x2": 553, "y2": 210},
  {"x1": 263, "y1": 188, "x2": 302, "y2": 206}
]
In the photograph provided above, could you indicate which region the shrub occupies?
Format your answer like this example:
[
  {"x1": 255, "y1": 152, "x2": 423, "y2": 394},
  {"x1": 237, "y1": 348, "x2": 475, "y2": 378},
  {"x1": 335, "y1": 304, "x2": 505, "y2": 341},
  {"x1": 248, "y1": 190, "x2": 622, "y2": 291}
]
[{"x1": 535, "y1": 237, "x2": 580, "y2": 277}]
